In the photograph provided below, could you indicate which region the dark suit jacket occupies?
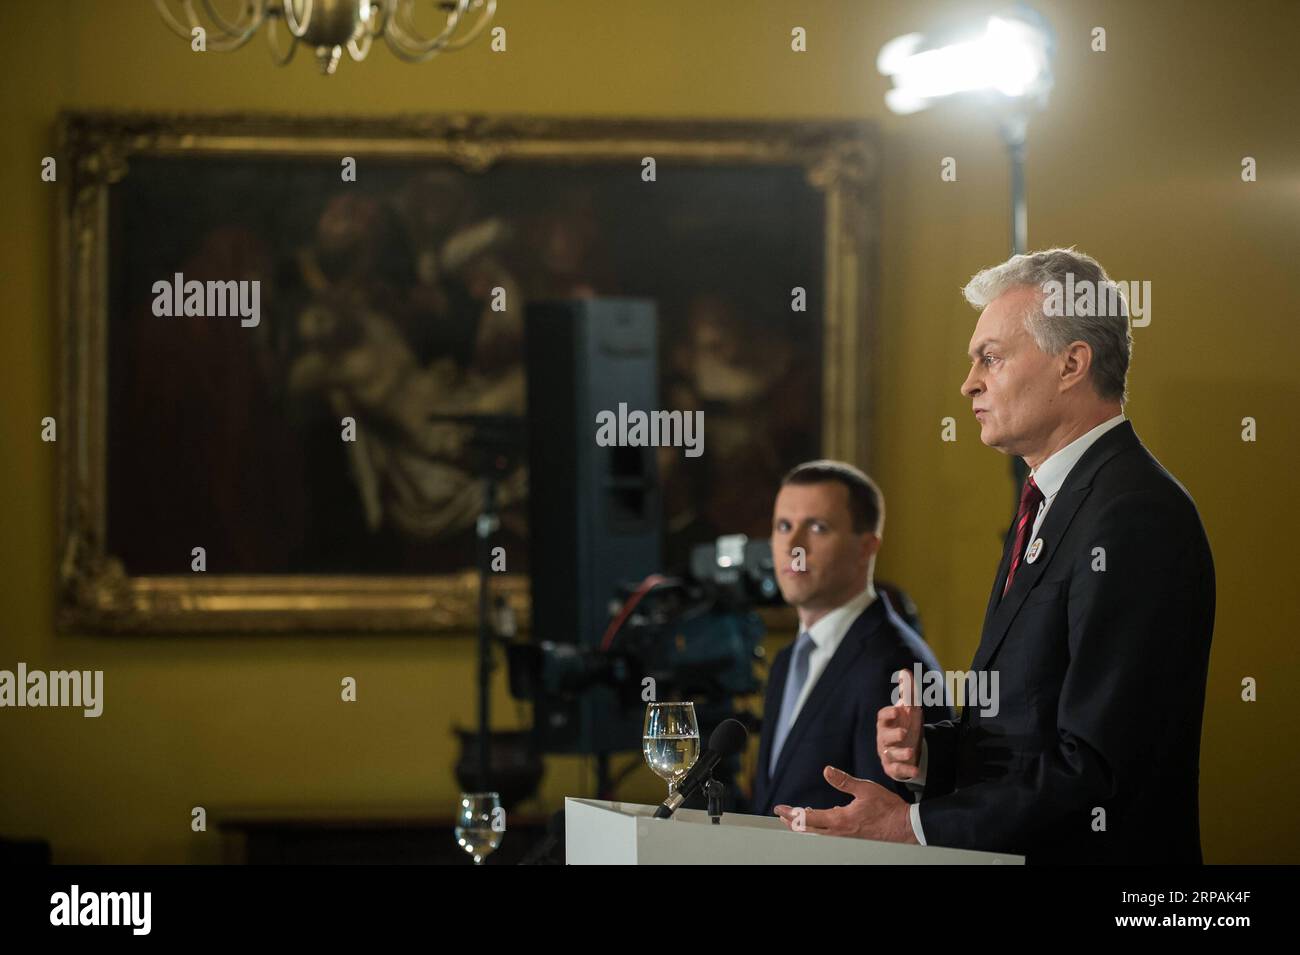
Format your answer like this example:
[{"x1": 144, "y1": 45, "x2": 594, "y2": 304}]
[
  {"x1": 751, "y1": 593, "x2": 952, "y2": 817},
  {"x1": 917, "y1": 420, "x2": 1215, "y2": 864}
]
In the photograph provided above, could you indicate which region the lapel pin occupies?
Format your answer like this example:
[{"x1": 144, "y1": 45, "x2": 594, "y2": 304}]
[{"x1": 1026, "y1": 538, "x2": 1044, "y2": 564}]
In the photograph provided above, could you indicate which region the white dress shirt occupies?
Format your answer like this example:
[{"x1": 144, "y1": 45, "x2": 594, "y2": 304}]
[
  {"x1": 907, "y1": 413, "x2": 1126, "y2": 845},
  {"x1": 782, "y1": 584, "x2": 878, "y2": 732}
]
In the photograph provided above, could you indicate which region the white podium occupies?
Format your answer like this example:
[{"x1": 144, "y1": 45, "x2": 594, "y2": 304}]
[{"x1": 565, "y1": 798, "x2": 1023, "y2": 865}]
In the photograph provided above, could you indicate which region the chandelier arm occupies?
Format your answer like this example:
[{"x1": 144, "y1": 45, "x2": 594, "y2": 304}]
[
  {"x1": 198, "y1": 0, "x2": 264, "y2": 36},
  {"x1": 265, "y1": 13, "x2": 300, "y2": 65},
  {"x1": 282, "y1": 0, "x2": 314, "y2": 39},
  {"x1": 198, "y1": 21, "x2": 266, "y2": 51},
  {"x1": 346, "y1": 1, "x2": 386, "y2": 61},
  {"x1": 347, "y1": 31, "x2": 373, "y2": 61},
  {"x1": 364, "y1": 0, "x2": 393, "y2": 38},
  {"x1": 431, "y1": 0, "x2": 495, "y2": 51},
  {"x1": 154, "y1": 0, "x2": 264, "y2": 51},
  {"x1": 152, "y1": 0, "x2": 201, "y2": 40},
  {"x1": 386, "y1": 0, "x2": 467, "y2": 54},
  {"x1": 382, "y1": 28, "x2": 445, "y2": 63},
  {"x1": 195, "y1": 0, "x2": 267, "y2": 50}
]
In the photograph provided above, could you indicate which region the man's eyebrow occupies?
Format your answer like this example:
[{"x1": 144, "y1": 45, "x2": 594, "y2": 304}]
[{"x1": 967, "y1": 338, "x2": 1002, "y2": 359}]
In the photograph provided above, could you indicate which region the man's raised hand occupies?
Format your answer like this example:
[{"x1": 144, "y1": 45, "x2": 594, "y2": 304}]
[{"x1": 878, "y1": 667, "x2": 923, "y2": 781}]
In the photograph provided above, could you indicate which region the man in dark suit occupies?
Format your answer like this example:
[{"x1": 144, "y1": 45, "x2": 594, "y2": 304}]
[
  {"x1": 775, "y1": 249, "x2": 1215, "y2": 864},
  {"x1": 750, "y1": 460, "x2": 951, "y2": 818}
]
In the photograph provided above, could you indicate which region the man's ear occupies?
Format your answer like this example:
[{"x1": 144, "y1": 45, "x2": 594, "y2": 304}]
[{"x1": 1061, "y1": 340, "x2": 1093, "y2": 387}]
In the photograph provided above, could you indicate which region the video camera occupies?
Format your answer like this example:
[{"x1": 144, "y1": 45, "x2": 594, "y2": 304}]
[{"x1": 507, "y1": 534, "x2": 780, "y2": 757}]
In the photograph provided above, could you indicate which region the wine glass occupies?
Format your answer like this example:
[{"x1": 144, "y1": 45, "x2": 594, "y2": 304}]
[
  {"x1": 455, "y1": 791, "x2": 503, "y2": 865},
  {"x1": 642, "y1": 702, "x2": 700, "y2": 798}
]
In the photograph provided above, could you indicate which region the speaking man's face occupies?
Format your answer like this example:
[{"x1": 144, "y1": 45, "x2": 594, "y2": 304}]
[
  {"x1": 961, "y1": 285, "x2": 1061, "y2": 457},
  {"x1": 771, "y1": 482, "x2": 873, "y2": 612}
]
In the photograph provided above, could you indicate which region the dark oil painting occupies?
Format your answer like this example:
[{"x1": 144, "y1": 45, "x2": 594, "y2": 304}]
[{"x1": 106, "y1": 157, "x2": 824, "y2": 576}]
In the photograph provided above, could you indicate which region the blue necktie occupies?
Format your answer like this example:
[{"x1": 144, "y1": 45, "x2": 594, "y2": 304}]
[{"x1": 769, "y1": 631, "x2": 814, "y2": 775}]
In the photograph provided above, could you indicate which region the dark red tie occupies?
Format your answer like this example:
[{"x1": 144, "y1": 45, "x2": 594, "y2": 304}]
[{"x1": 1003, "y1": 476, "x2": 1045, "y2": 597}]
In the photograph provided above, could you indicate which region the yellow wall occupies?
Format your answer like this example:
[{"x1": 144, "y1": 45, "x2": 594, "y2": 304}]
[{"x1": 1, "y1": 0, "x2": 1296, "y2": 863}]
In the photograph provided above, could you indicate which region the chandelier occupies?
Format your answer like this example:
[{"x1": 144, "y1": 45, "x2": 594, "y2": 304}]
[{"x1": 152, "y1": 0, "x2": 497, "y2": 74}]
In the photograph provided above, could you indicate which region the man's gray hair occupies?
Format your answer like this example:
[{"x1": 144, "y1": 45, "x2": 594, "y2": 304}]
[{"x1": 962, "y1": 247, "x2": 1132, "y2": 403}]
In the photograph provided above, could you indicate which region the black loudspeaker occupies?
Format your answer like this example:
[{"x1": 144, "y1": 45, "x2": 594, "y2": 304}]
[{"x1": 525, "y1": 298, "x2": 662, "y2": 753}]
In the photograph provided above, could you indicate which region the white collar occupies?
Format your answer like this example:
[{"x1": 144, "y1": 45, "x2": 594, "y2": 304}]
[
  {"x1": 804, "y1": 584, "x2": 877, "y2": 649},
  {"x1": 1030, "y1": 413, "x2": 1127, "y2": 501}
]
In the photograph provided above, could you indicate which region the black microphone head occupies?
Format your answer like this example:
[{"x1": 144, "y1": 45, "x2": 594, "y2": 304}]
[{"x1": 708, "y1": 718, "x2": 748, "y2": 757}]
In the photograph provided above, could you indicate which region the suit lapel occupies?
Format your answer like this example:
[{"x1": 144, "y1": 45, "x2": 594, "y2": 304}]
[
  {"x1": 766, "y1": 599, "x2": 885, "y2": 792},
  {"x1": 981, "y1": 518, "x2": 1020, "y2": 639},
  {"x1": 970, "y1": 421, "x2": 1139, "y2": 673}
]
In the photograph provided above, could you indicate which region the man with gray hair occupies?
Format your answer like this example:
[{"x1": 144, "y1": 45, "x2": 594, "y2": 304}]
[{"x1": 774, "y1": 248, "x2": 1215, "y2": 863}]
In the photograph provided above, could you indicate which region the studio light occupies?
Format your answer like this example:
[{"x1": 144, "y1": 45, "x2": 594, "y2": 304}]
[{"x1": 878, "y1": 8, "x2": 1054, "y2": 116}]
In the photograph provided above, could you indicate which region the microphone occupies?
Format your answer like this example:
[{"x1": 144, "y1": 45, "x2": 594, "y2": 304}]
[{"x1": 653, "y1": 718, "x2": 748, "y2": 819}]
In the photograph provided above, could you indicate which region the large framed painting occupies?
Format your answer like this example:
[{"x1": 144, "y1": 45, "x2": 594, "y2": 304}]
[{"x1": 56, "y1": 112, "x2": 880, "y2": 632}]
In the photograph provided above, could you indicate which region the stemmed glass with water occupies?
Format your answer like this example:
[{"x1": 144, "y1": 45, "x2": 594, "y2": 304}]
[
  {"x1": 642, "y1": 702, "x2": 700, "y2": 798},
  {"x1": 454, "y1": 791, "x2": 502, "y2": 865}
]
